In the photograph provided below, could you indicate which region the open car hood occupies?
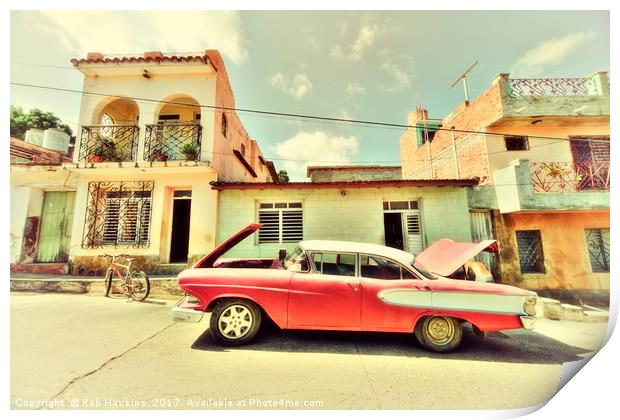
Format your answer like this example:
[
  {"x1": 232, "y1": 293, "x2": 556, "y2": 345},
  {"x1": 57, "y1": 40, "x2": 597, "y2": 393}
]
[
  {"x1": 414, "y1": 238, "x2": 499, "y2": 277},
  {"x1": 193, "y1": 224, "x2": 262, "y2": 268}
]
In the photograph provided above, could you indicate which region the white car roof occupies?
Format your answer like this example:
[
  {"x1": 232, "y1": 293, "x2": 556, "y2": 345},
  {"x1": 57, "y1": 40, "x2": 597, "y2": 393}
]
[{"x1": 298, "y1": 240, "x2": 415, "y2": 266}]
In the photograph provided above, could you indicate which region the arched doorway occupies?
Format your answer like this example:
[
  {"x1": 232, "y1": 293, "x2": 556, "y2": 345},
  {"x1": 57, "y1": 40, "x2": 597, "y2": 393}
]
[
  {"x1": 145, "y1": 95, "x2": 202, "y2": 161},
  {"x1": 80, "y1": 98, "x2": 140, "y2": 162}
]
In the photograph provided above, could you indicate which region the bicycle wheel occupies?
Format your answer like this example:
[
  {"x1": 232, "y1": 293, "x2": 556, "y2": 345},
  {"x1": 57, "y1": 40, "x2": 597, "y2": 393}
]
[
  {"x1": 128, "y1": 271, "x2": 150, "y2": 302},
  {"x1": 104, "y1": 268, "x2": 113, "y2": 297}
]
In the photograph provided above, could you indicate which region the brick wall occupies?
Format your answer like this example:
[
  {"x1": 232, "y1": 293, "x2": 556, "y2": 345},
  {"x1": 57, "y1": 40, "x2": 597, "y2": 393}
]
[{"x1": 401, "y1": 79, "x2": 503, "y2": 183}]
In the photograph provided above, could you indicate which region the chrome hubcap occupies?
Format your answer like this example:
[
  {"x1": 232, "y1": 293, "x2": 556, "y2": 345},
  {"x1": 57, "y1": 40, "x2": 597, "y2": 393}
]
[
  {"x1": 218, "y1": 305, "x2": 253, "y2": 339},
  {"x1": 426, "y1": 317, "x2": 454, "y2": 345}
]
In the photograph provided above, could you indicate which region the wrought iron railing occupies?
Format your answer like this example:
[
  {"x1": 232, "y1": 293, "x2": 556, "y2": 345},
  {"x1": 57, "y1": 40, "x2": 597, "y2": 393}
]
[
  {"x1": 82, "y1": 180, "x2": 154, "y2": 248},
  {"x1": 144, "y1": 123, "x2": 202, "y2": 162},
  {"x1": 78, "y1": 125, "x2": 139, "y2": 162},
  {"x1": 530, "y1": 161, "x2": 610, "y2": 193},
  {"x1": 509, "y1": 78, "x2": 598, "y2": 97}
]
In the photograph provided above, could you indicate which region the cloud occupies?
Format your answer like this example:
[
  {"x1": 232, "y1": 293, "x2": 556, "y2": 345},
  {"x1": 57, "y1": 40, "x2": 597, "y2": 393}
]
[
  {"x1": 349, "y1": 23, "x2": 383, "y2": 61},
  {"x1": 379, "y1": 56, "x2": 415, "y2": 92},
  {"x1": 345, "y1": 82, "x2": 366, "y2": 96},
  {"x1": 329, "y1": 45, "x2": 344, "y2": 60},
  {"x1": 330, "y1": 18, "x2": 390, "y2": 62},
  {"x1": 269, "y1": 73, "x2": 313, "y2": 100},
  {"x1": 274, "y1": 131, "x2": 359, "y2": 180},
  {"x1": 36, "y1": 11, "x2": 249, "y2": 64},
  {"x1": 512, "y1": 31, "x2": 596, "y2": 76}
]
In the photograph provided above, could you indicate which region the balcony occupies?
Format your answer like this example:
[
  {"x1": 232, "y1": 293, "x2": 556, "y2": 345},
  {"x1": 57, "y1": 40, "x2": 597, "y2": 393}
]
[
  {"x1": 78, "y1": 125, "x2": 139, "y2": 163},
  {"x1": 530, "y1": 161, "x2": 610, "y2": 193},
  {"x1": 144, "y1": 123, "x2": 202, "y2": 162},
  {"x1": 493, "y1": 159, "x2": 609, "y2": 213},
  {"x1": 494, "y1": 72, "x2": 610, "y2": 119}
]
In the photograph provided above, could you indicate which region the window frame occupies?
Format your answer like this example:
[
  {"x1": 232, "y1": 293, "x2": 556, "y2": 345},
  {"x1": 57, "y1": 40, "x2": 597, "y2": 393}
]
[
  {"x1": 515, "y1": 229, "x2": 546, "y2": 274},
  {"x1": 309, "y1": 251, "x2": 359, "y2": 277},
  {"x1": 504, "y1": 135, "x2": 530, "y2": 151},
  {"x1": 584, "y1": 228, "x2": 610, "y2": 273},
  {"x1": 359, "y1": 253, "x2": 418, "y2": 280},
  {"x1": 257, "y1": 201, "x2": 304, "y2": 244}
]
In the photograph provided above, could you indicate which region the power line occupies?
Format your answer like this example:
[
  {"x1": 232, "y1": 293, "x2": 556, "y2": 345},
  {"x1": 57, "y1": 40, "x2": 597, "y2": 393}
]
[{"x1": 10, "y1": 81, "x2": 610, "y2": 144}]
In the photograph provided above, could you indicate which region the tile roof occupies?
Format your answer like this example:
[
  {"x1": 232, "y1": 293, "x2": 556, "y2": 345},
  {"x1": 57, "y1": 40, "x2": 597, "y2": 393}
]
[
  {"x1": 70, "y1": 51, "x2": 210, "y2": 66},
  {"x1": 10, "y1": 138, "x2": 71, "y2": 166}
]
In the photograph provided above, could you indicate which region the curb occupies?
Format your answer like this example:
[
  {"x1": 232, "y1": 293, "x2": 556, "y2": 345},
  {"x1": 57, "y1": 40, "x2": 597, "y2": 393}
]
[{"x1": 10, "y1": 277, "x2": 184, "y2": 300}]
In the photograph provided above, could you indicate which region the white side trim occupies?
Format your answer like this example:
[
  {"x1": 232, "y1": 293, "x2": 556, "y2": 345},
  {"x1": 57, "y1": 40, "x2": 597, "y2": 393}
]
[
  {"x1": 379, "y1": 289, "x2": 528, "y2": 315},
  {"x1": 378, "y1": 290, "x2": 433, "y2": 309}
]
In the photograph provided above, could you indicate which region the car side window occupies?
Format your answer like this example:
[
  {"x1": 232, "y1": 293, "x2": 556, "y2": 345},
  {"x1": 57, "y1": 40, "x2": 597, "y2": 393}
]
[
  {"x1": 310, "y1": 252, "x2": 356, "y2": 277},
  {"x1": 360, "y1": 254, "x2": 415, "y2": 280}
]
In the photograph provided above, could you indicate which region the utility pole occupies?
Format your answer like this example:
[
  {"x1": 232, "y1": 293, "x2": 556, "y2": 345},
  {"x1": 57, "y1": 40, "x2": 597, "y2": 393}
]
[{"x1": 450, "y1": 61, "x2": 479, "y2": 105}]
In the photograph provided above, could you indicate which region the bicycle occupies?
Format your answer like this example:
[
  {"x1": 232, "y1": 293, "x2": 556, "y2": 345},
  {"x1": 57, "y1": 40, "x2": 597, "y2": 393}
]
[{"x1": 101, "y1": 254, "x2": 151, "y2": 301}]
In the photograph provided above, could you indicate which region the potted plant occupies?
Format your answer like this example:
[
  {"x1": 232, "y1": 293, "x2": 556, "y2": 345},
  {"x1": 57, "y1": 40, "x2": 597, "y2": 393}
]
[
  {"x1": 89, "y1": 146, "x2": 107, "y2": 163},
  {"x1": 152, "y1": 148, "x2": 168, "y2": 162},
  {"x1": 181, "y1": 143, "x2": 198, "y2": 161}
]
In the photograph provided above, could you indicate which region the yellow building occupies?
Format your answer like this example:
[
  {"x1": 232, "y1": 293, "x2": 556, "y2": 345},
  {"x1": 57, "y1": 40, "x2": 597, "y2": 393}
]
[{"x1": 11, "y1": 50, "x2": 275, "y2": 275}]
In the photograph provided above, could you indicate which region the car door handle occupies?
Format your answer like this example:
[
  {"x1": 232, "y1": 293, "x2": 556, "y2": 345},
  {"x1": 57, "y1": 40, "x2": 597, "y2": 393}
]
[{"x1": 346, "y1": 280, "x2": 360, "y2": 291}]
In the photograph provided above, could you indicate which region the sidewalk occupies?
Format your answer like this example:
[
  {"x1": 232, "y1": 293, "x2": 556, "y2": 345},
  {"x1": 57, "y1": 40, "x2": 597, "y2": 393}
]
[{"x1": 10, "y1": 273, "x2": 182, "y2": 299}]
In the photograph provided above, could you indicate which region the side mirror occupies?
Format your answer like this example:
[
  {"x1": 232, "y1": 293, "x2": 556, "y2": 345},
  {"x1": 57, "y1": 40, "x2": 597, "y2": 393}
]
[{"x1": 278, "y1": 248, "x2": 287, "y2": 261}]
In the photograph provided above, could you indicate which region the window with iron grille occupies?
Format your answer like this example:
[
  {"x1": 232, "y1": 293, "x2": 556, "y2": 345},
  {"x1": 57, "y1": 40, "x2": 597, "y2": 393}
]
[
  {"x1": 585, "y1": 228, "x2": 610, "y2": 272},
  {"x1": 82, "y1": 181, "x2": 154, "y2": 248},
  {"x1": 257, "y1": 202, "x2": 303, "y2": 244},
  {"x1": 515, "y1": 230, "x2": 545, "y2": 273},
  {"x1": 505, "y1": 135, "x2": 529, "y2": 151}
]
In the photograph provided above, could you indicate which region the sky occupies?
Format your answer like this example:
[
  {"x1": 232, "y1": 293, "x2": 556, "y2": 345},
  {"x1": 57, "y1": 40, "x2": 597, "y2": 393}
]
[{"x1": 10, "y1": 10, "x2": 610, "y2": 180}]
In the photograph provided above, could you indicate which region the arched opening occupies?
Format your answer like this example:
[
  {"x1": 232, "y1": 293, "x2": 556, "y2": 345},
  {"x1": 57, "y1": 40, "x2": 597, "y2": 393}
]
[
  {"x1": 146, "y1": 95, "x2": 202, "y2": 161},
  {"x1": 80, "y1": 98, "x2": 140, "y2": 162}
]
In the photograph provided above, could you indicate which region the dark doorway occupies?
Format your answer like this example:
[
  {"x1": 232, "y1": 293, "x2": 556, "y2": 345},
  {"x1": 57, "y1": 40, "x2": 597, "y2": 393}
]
[
  {"x1": 170, "y1": 199, "x2": 191, "y2": 262},
  {"x1": 384, "y1": 213, "x2": 404, "y2": 250}
]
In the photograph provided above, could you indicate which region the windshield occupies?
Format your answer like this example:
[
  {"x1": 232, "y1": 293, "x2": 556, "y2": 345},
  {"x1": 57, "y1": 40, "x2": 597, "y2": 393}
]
[
  {"x1": 284, "y1": 246, "x2": 308, "y2": 271},
  {"x1": 412, "y1": 259, "x2": 438, "y2": 280}
]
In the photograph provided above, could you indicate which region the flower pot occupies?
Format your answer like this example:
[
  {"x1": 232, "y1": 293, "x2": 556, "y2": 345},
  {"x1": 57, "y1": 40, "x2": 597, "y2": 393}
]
[
  {"x1": 89, "y1": 155, "x2": 105, "y2": 163},
  {"x1": 155, "y1": 154, "x2": 168, "y2": 162},
  {"x1": 185, "y1": 153, "x2": 196, "y2": 161}
]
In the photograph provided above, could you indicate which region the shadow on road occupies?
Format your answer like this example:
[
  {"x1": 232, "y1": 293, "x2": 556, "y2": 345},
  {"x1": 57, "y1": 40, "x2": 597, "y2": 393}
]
[{"x1": 191, "y1": 323, "x2": 595, "y2": 364}]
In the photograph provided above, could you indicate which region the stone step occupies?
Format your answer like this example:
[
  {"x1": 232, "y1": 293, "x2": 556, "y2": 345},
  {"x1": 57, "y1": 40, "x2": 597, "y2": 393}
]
[
  {"x1": 583, "y1": 310, "x2": 609, "y2": 323},
  {"x1": 540, "y1": 297, "x2": 563, "y2": 320},
  {"x1": 560, "y1": 303, "x2": 585, "y2": 321}
]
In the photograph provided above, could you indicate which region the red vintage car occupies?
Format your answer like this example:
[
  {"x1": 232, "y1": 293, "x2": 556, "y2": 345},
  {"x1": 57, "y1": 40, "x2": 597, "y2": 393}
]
[{"x1": 173, "y1": 224, "x2": 537, "y2": 352}]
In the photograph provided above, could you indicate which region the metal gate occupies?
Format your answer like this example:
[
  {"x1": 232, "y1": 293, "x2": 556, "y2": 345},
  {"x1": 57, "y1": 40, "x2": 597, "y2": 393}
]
[{"x1": 469, "y1": 210, "x2": 497, "y2": 274}]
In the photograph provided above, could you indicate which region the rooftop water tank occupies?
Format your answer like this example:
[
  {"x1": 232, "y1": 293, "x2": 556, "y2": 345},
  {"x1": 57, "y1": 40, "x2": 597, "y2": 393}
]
[
  {"x1": 42, "y1": 129, "x2": 70, "y2": 153},
  {"x1": 24, "y1": 128, "x2": 44, "y2": 146}
]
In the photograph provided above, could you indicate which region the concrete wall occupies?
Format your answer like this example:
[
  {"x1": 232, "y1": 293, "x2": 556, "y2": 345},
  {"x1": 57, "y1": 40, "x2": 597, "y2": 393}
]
[
  {"x1": 216, "y1": 186, "x2": 472, "y2": 258},
  {"x1": 485, "y1": 118, "x2": 610, "y2": 180},
  {"x1": 495, "y1": 210, "x2": 610, "y2": 291},
  {"x1": 68, "y1": 170, "x2": 219, "y2": 274},
  {"x1": 494, "y1": 159, "x2": 610, "y2": 213},
  {"x1": 10, "y1": 168, "x2": 79, "y2": 265}
]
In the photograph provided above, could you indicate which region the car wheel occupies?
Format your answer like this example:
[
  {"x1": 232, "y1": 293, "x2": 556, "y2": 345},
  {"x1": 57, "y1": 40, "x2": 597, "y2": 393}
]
[
  {"x1": 209, "y1": 299, "x2": 262, "y2": 346},
  {"x1": 414, "y1": 316, "x2": 463, "y2": 353}
]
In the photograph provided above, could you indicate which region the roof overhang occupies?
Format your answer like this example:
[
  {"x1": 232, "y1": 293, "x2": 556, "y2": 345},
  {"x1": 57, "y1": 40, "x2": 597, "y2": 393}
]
[{"x1": 211, "y1": 178, "x2": 479, "y2": 190}]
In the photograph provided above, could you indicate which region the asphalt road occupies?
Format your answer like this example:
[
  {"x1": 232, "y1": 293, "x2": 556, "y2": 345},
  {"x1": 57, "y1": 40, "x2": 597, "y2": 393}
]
[{"x1": 10, "y1": 292, "x2": 608, "y2": 410}]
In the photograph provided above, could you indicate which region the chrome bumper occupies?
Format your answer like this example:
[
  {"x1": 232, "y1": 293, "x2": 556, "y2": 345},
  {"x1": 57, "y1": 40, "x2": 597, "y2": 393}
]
[
  {"x1": 172, "y1": 298, "x2": 205, "y2": 323},
  {"x1": 520, "y1": 315, "x2": 536, "y2": 330}
]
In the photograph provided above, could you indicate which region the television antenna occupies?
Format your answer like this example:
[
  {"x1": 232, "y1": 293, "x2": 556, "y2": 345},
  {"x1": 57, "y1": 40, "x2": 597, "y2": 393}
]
[{"x1": 450, "y1": 60, "x2": 479, "y2": 104}]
